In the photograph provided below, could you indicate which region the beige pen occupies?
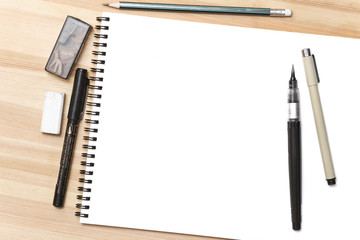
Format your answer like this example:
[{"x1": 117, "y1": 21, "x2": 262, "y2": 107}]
[{"x1": 302, "y1": 48, "x2": 336, "y2": 185}]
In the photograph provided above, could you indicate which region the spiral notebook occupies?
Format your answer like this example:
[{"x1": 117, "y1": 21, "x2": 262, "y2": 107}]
[{"x1": 76, "y1": 12, "x2": 360, "y2": 240}]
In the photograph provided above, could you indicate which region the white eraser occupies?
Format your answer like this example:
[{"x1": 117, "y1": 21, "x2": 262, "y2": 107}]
[
  {"x1": 285, "y1": 9, "x2": 292, "y2": 17},
  {"x1": 41, "y1": 91, "x2": 65, "y2": 134}
]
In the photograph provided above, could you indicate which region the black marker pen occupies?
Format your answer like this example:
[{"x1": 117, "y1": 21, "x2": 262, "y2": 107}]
[{"x1": 53, "y1": 68, "x2": 89, "y2": 207}]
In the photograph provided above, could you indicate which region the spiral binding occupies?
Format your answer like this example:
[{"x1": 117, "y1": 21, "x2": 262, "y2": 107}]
[
  {"x1": 88, "y1": 93, "x2": 102, "y2": 99},
  {"x1": 93, "y1": 42, "x2": 107, "y2": 47},
  {"x1": 75, "y1": 212, "x2": 89, "y2": 218},
  {"x1": 84, "y1": 127, "x2": 98, "y2": 133},
  {"x1": 89, "y1": 76, "x2": 103, "y2": 82},
  {"x1": 91, "y1": 59, "x2": 105, "y2": 64},
  {"x1": 75, "y1": 15, "x2": 109, "y2": 218},
  {"x1": 89, "y1": 85, "x2": 103, "y2": 90},
  {"x1": 94, "y1": 34, "x2": 108, "y2": 39},
  {"x1": 85, "y1": 119, "x2": 99, "y2": 124}
]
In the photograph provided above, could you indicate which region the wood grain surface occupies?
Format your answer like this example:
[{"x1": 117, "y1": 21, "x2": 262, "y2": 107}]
[{"x1": 1, "y1": 0, "x2": 360, "y2": 239}]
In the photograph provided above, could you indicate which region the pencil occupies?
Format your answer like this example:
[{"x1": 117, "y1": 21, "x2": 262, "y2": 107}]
[{"x1": 102, "y1": 2, "x2": 292, "y2": 17}]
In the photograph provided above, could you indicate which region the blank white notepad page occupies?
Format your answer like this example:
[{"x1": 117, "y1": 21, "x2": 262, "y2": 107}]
[{"x1": 80, "y1": 12, "x2": 360, "y2": 240}]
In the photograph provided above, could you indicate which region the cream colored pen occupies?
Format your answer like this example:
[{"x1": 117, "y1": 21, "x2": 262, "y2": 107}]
[{"x1": 302, "y1": 48, "x2": 336, "y2": 185}]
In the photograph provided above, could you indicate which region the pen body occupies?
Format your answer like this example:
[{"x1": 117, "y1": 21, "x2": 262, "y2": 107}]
[
  {"x1": 53, "y1": 121, "x2": 79, "y2": 207},
  {"x1": 287, "y1": 73, "x2": 301, "y2": 230},
  {"x1": 287, "y1": 121, "x2": 301, "y2": 230},
  {"x1": 53, "y1": 68, "x2": 89, "y2": 207},
  {"x1": 302, "y1": 52, "x2": 336, "y2": 184},
  {"x1": 308, "y1": 86, "x2": 335, "y2": 180}
]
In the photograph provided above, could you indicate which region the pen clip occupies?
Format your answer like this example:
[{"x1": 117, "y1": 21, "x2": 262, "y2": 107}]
[
  {"x1": 79, "y1": 83, "x2": 89, "y2": 121},
  {"x1": 312, "y1": 54, "x2": 320, "y2": 83}
]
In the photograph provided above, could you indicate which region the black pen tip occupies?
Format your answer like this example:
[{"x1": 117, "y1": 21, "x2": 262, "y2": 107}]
[
  {"x1": 102, "y1": 3, "x2": 109, "y2": 6},
  {"x1": 289, "y1": 65, "x2": 297, "y2": 88},
  {"x1": 327, "y1": 178, "x2": 336, "y2": 185},
  {"x1": 290, "y1": 65, "x2": 296, "y2": 81}
]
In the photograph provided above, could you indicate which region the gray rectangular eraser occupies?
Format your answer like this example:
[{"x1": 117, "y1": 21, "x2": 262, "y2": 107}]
[{"x1": 41, "y1": 91, "x2": 65, "y2": 134}]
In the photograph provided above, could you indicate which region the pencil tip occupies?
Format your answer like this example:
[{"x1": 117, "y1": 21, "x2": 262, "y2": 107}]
[
  {"x1": 291, "y1": 64, "x2": 295, "y2": 77},
  {"x1": 102, "y1": 3, "x2": 109, "y2": 6}
]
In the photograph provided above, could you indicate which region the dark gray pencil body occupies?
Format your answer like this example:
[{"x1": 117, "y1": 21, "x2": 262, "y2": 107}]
[{"x1": 103, "y1": 2, "x2": 292, "y2": 17}]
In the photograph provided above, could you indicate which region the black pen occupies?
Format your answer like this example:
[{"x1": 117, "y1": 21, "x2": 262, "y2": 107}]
[
  {"x1": 287, "y1": 65, "x2": 301, "y2": 230},
  {"x1": 53, "y1": 68, "x2": 89, "y2": 207}
]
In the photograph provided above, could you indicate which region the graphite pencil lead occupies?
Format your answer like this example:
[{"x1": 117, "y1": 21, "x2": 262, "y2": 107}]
[{"x1": 102, "y1": 3, "x2": 109, "y2": 6}]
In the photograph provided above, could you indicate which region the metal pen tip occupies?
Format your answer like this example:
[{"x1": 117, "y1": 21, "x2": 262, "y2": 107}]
[
  {"x1": 102, "y1": 3, "x2": 109, "y2": 6},
  {"x1": 289, "y1": 64, "x2": 297, "y2": 88}
]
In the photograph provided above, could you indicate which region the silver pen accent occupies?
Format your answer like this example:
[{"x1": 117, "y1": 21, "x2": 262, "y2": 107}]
[{"x1": 270, "y1": 9, "x2": 292, "y2": 17}]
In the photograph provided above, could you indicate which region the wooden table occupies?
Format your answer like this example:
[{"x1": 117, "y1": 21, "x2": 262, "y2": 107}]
[{"x1": 1, "y1": 0, "x2": 360, "y2": 239}]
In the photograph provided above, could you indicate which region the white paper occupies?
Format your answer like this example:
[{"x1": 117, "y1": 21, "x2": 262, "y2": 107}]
[{"x1": 80, "y1": 12, "x2": 360, "y2": 240}]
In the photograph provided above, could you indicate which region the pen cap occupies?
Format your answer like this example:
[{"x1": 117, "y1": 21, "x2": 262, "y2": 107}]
[{"x1": 68, "y1": 68, "x2": 89, "y2": 121}]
